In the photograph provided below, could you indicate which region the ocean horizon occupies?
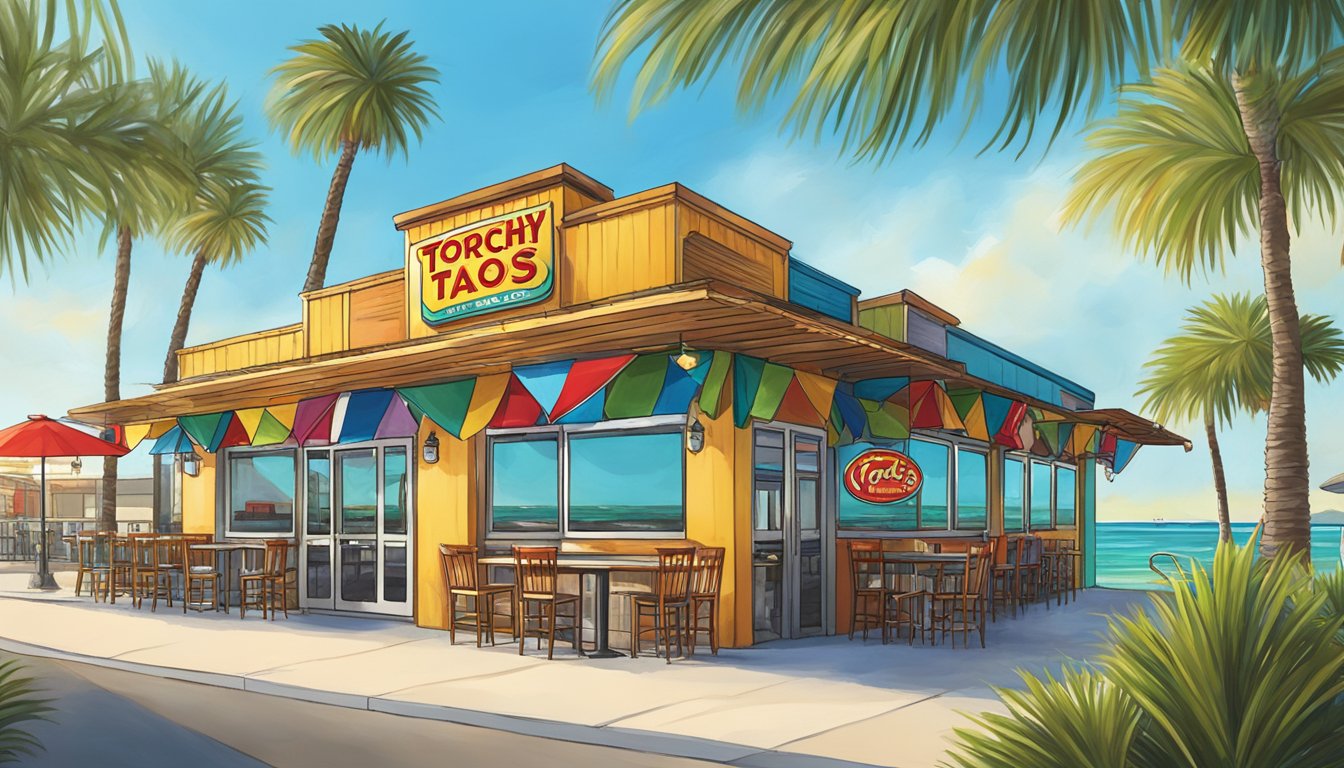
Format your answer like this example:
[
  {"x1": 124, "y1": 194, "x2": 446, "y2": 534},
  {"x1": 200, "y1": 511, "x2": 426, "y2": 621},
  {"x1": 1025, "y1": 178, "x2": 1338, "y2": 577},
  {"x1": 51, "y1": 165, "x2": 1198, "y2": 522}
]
[{"x1": 1096, "y1": 521, "x2": 1342, "y2": 588}]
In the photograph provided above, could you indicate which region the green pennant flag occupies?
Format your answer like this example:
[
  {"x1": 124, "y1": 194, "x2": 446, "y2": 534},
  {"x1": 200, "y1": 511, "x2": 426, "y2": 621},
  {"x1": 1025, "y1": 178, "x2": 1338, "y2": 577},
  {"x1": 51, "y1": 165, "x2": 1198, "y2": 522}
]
[
  {"x1": 178, "y1": 413, "x2": 226, "y2": 448},
  {"x1": 1055, "y1": 423, "x2": 1075, "y2": 456},
  {"x1": 697, "y1": 351, "x2": 732, "y2": 418},
  {"x1": 1036, "y1": 421, "x2": 1061, "y2": 454},
  {"x1": 733, "y1": 355, "x2": 766, "y2": 428},
  {"x1": 946, "y1": 387, "x2": 981, "y2": 420},
  {"x1": 398, "y1": 379, "x2": 477, "y2": 438},
  {"x1": 605, "y1": 354, "x2": 668, "y2": 419},
  {"x1": 859, "y1": 398, "x2": 911, "y2": 440},
  {"x1": 251, "y1": 411, "x2": 291, "y2": 446},
  {"x1": 749, "y1": 363, "x2": 794, "y2": 422}
]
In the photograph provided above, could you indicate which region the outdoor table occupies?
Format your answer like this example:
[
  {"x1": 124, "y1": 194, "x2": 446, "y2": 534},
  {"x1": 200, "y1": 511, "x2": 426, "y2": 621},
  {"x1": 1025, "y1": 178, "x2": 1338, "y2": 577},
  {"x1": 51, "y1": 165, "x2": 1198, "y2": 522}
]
[
  {"x1": 480, "y1": 554, "x2": 659, "y2": 659},
  {"x1": 190, "y1": 541, "x2": 266, "y2": 613}
]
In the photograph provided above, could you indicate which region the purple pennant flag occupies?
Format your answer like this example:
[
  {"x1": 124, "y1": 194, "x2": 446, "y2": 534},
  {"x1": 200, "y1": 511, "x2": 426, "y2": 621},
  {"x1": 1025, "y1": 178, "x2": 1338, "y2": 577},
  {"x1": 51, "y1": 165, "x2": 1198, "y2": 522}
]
[{"x1": 376, "y1": 393, "x2": 420, "y2": 439}]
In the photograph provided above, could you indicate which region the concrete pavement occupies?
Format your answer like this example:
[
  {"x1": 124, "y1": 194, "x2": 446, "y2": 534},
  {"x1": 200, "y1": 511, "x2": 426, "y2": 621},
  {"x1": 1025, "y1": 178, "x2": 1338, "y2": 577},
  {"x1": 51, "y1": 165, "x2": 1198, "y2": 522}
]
[{"x1": 0, "y1": 574, "x2": 1149, "y2": 768}]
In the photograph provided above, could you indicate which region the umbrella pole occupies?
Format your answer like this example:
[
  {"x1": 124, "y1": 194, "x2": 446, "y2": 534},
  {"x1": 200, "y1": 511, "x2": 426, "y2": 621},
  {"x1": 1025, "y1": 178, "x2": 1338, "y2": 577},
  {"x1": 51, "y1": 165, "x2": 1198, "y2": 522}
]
[{"x1": 29, "y1": 457, "x2": 57, "y2": 590}]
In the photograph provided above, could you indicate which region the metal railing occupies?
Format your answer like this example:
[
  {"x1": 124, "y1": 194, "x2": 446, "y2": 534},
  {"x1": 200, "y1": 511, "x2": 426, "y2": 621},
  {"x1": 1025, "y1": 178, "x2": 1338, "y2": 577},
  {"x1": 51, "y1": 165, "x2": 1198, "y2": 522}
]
[{"x1": 0, "y1": 519, "x2": 102, "y2": 562}]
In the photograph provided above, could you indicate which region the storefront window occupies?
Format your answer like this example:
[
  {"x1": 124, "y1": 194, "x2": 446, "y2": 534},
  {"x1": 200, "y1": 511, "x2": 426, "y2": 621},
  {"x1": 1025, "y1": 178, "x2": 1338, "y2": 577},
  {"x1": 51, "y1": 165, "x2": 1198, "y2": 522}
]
[
  {"x1": 490, "y1": 436, "x2": 560, "y2": 532},
  {"x1": 955, "y1": 448, "x2": 988, "y2": 530},
  {"x1": 383, "y1": 447, "x2": 408, "y2": 535},
  {"x1": 227, "y1": 449, "x2": 296, "y2": 535},
  {"x1": 913, "y1": 440, "x2": 950, "y2": 529},
  {"x1": 567, "y1": 429, "x2": 684, "y2": 532},
  {"x1": 837, "y1": 438, "x2": 952, "y2": 531},
  {"x1": 1004, "y1": 456, "x2": 1026, "y2": 532},
  {"x1": 1055, "y1": 465, "x2": 1077, "y2": 526},
  {"x1": 1029, "y1": 460, "x2": 1053, "y2": 530},
  {"x1": 306, "y1": 454, "x2": 331, "y2": 535}
]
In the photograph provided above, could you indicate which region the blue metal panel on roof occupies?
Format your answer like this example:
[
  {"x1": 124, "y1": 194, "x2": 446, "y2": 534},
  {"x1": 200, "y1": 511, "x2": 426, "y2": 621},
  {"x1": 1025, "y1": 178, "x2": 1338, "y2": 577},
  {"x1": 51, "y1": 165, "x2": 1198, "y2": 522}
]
[
  {"x1": 945, "y1": 327, "x2": 1094, "y2": 407},
  {"x1": 788, "y1": 258, "x2": 859, "y2": 322}
]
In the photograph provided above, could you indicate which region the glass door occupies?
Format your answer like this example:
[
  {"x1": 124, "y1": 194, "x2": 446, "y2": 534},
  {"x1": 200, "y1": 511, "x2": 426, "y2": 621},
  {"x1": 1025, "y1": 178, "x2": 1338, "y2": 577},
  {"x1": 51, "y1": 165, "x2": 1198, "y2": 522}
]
[
  {"x1": 751, "y1": 424, "x2": 829, "y2": 641},
  {"x1": 300, "y1": 441, "x2": 412, "y2": 616}
]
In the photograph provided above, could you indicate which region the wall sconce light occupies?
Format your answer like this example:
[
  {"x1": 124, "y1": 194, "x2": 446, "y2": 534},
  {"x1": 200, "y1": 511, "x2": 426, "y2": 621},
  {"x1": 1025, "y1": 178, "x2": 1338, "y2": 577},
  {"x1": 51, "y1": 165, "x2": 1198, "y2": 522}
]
[
  {"x1": 181, "y1": 452, "x2": 201, "y2": 478},
  {"x1": 423, "y1": 431, "x2": 440, "y2": 464},
  {"x1": 674, "y1": 344, "x2": 700, "y2": 371},
  {"x1": 70, "y1": 457, "x2": 82, "y2": 476},
  {"x1": 686, "y1": 417, "x2": 705, "y2": 454}
]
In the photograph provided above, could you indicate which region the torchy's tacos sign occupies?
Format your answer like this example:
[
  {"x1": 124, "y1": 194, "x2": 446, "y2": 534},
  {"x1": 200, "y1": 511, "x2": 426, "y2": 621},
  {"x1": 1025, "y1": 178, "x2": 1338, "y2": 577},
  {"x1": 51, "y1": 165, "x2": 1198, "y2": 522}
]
[
  {"x1": 413, "y1": 202, "x2": 554, "y2": 325},
  {"x1": 843, "y1": 448, "x2": 923, "y2": 504}
]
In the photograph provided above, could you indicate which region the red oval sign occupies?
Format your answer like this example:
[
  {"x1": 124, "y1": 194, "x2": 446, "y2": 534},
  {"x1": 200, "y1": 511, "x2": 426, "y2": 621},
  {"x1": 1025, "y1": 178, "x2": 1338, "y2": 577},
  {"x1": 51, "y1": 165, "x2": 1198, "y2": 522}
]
[{"x1": 843, "y1": 449, "x2": 923, "y2": 504}]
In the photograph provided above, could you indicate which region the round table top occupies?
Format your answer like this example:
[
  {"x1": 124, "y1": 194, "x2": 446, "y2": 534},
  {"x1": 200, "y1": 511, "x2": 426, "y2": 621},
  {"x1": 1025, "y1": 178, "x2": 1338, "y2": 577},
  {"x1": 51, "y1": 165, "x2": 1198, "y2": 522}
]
[{"x1": 479, "y1": 554, "x2": 659, "y2": 570}]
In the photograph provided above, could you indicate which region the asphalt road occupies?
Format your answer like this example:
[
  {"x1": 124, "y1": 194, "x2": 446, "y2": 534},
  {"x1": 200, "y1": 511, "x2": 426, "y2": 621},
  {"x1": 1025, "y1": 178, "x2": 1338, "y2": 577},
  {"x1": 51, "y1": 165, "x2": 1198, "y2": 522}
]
[{"x1": 0, "y1": 651, "x2": 718, "y2": 768}]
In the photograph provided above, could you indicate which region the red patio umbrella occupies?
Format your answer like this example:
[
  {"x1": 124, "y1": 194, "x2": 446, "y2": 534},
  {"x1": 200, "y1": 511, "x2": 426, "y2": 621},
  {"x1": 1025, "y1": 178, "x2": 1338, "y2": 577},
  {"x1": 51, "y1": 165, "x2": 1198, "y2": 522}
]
[{"x1": 0, "y1": 415, "x2": 129, "y2": 589}]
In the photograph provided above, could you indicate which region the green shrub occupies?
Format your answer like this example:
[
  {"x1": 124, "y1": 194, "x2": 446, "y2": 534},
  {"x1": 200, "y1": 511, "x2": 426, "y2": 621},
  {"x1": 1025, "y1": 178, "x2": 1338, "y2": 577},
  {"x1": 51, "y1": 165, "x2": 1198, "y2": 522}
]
[
  {"x1": 0, "y1": 660, "x2": 51, "y2": 764},
  {"x1": 944, "y1": 540, "x2": 1344, "y2": 768}
]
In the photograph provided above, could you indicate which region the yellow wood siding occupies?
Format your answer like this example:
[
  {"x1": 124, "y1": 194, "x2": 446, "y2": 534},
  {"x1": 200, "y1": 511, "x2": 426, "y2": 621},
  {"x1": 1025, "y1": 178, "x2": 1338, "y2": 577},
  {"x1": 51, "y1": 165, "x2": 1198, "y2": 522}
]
[
  {"x1": 177, "y1": 326, "x2": 304, "y2": 380},
  {"x1": 684, "y1": 405, "x2": 743, "y2": 648},
  {"x1": 563, "y1": 201, "x2": 677, "y2": 304},
  {"x1": 678, "y1": 206, "x2": 787, "y2": 299},
  {"x1": 414, "y1": 424, "x2": 478, "y2": 630},
  {"x1": 181, "y1": 452, "x2": 217, "y2": 534},
  {"x1": 348, "y1": 277, "x2": 407, "y2": 349}
]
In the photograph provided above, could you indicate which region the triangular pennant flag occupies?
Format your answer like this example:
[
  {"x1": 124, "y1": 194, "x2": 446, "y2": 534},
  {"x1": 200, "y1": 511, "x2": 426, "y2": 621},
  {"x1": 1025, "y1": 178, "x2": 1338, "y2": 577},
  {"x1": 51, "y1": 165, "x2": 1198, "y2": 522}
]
[
  {"x1": 376, "y1": 393, "x2": 420, "y2": 439},
  {"x1": 853, "y1": 377, "x2": 909, "y2": 402},
  {"x1": 210, "y1": 414, "x2": 251, "y2": 452},
  {"x1": 1055, "y1": 423, "x2": 1076, "y2": 457},
  {"x1": 1069, "y1": 424, "x2": 1098, "y2": 456},
  {"x1": 147, "y1": 420, "x2": 177, "y2": 440},
  {"x1": 293, "y1": 394, "x2": 339, "y2": 444},
  {"x1": 697, "y1": 351, "x2": 732, "y2": 419},
  {"x1": 491, "y1": 375, "x2": 545, "y2": 428},
  {"x1": 652, "y1": 359, "x2": 701, "y2": 415},
  {"x1": 549, "y1": 355, "x2": 634, "y2": 421},
  {"x1": 935, "y1": 388, "x2": 964, "y2": 431},
  {"x1": 264, "y1": 403, "x2": 298, "y2": 431},
  {"x1": 833, "y1": 390, "x2": 867, "y2": 438},
  {"x1": 1036, "y1": 421, "x2": 1061, "y2": 455},
  {"x1": 235, "y1": 408, "x2": 267, "y2": 441},
  {"x1": 774, "y1": 377, "x2": 823, "y2": 425},
  {"x1": 680, "y1": 352, "x2": 714, "y2": 385},
  {"x1": 981, "y1": 393, "x2": 1014, "y2": 435},
  {"x1": 605, "y1": 354, "x2": 670, "y2": 419},
  {"x1": 862, "y1": 398, "x2": 910, "y2": 440},
  {"x1": 252, "y1": 411, "x2": 291, "y2": 446},
  {"x1": 398, "y1": 379, "x2": 476, "y2": 438},
  {"x1": 178, "y1": 413, "x2": 226, "y2": 448},
  {"x1": 555, "y1": 388, "x2": 606, "y2": 424},
  {"x1": 1113, "y1": 439, "x2": 1141, "y2": 474},
  {"x1": 962, "y1": 396, "x2": 990, "y2": 441},
  {"x1": 732, "y1": 355, "x2": 767, "y2": 428},
  {"x1": 748, "y1": 362, "x2": 794, "y2": 423},
  {"x1": 122, "y1": 423, "x2": 153, "y2": 452},
  {"x1": 513, "y1": 360, "x2": 574, "y2": 418},
  {"x1": 335, "y1": 390, "x2": 396, "y2": 444},
  {"x1": 149, "y1": 425, "x2": 195, "y2": 455},
  {"x1": 946, "y1": 388, "x2": 981, "y2": 420},
  {"x1": 461, "y1": 373, "x2": 512, "y2": 438},
  {"x1": 908, "y1": 381, "x2": 943, "y2": 429},
  {"x1": 794, "y1": 371, "x2": 837, "y2": 421}
]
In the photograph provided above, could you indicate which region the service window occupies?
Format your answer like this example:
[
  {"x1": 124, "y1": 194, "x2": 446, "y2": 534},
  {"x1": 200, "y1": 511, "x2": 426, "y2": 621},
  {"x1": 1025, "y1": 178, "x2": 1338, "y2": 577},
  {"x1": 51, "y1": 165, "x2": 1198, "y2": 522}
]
[
  {"x1": 227, "y1": 449, "x2": 297, "y2": 535},
  {"x1": 489, "y1": 435, "x2": 560, "y2": 533}
]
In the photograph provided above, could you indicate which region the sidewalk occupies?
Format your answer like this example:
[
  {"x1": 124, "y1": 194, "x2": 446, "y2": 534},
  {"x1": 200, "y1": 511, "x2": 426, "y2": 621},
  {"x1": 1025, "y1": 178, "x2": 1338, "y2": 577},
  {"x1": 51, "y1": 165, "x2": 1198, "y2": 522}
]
[{"x1": 0, "y1": 573, "x2": 1147, "y2": 768}]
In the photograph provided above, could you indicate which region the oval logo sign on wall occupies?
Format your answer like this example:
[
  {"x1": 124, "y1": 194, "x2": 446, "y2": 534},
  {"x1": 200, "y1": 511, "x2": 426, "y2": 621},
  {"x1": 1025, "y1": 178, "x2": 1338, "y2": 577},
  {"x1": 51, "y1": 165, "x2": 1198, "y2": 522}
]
[{"x1": 843, "y1": 449, "x2": 923, "y2": 504}]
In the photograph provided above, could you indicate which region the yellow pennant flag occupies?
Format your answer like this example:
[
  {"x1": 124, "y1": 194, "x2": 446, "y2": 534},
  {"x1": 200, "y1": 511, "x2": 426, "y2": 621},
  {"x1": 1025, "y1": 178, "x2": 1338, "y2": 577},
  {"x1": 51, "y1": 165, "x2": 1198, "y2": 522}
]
[
  {"x1": 122, "y1": 423, "x2": 153, "y2": 451},
  {"x1": 459, "y1": 373, "x2": 511, "y2": 439},
  {"x1": 794, "y1": 371, "x2": 837, "y2": 421},
  {"x1": 234, "y1": 408, "x2": 267, "y2": 440},
  {"x1": 264, "y1": 403, "x2": 299, "y2": 430}
]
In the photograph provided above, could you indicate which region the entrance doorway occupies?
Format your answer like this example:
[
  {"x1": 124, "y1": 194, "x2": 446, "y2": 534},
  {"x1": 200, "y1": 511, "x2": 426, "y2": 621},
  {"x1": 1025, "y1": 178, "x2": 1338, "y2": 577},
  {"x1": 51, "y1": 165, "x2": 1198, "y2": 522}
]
[
  {"x1": 751, "y1": 424, "x2": 830, "y2": 641},
  {"x1": 301, "y1": 440, "x2": 412, "y2": 616}
]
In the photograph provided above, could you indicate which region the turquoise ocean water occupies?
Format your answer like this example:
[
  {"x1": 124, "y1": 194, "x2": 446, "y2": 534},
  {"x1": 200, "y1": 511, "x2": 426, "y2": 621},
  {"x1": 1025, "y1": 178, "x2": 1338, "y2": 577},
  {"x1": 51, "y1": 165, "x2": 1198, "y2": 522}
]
[{"x1": 1096, "y1": 522, "x2": 1343, "y2": 588}]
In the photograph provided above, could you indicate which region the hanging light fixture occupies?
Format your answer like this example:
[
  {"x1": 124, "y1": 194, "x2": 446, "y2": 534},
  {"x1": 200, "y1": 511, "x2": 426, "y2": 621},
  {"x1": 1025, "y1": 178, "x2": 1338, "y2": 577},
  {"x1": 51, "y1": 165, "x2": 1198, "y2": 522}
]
[
  {"x1": 686, "y1": 416, "x2": 705, "y2": 454},
  {"x1": 70, "y1": 457, "x2": 82, "y2": 476},
  {"x1": 422, "y1": 431, "x2": 440, "y2": 464},
  {"x1": 181, "y1": 452, "x2": 201, "y2": 478},
  {"x1": 674, "y1": 343, "x2": 700, "y2": 372}
]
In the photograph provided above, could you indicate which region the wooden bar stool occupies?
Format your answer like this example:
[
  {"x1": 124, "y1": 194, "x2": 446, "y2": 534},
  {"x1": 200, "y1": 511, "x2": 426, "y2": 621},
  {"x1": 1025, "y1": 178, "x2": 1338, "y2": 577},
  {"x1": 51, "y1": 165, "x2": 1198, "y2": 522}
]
[
  {"x1": 990, "y1": 537, "x2": 1021, "y2": 622},
  {"x1": 240, "y1": 539, "x2": 292, "y2": 620},
  {"x1": 181, "y1": 538, "x2": 221, "y2": 613},
  {"x1": 630, "y1": 547, "x2": 694, "y2": 664},
  {"x1": 687, "y1": 547, "x2": 724, "y2": 656},
  {"x1": 72, "y1": 532, "x2": 95, "y2": 597},
  {"x1": 440, "y1": 544, "x2": 515, "y2": 646},
  {"x1": 929, "y1": 542, "x2": 994, "y2": 648},
  {"x1": 513, "y1": 546, "x2": 582, "y2": 659},
  {"x1": 131, "y1": 535, "x2": 172, "y2": 611},
  {"x1": 848, "y1": 540, "x2": 885, "y2": 641}
]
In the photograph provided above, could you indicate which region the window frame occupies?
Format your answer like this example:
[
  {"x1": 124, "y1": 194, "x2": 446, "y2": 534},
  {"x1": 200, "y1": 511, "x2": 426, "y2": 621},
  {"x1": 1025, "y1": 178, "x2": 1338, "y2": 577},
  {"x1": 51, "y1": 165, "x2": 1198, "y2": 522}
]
[
  {"x1": 1027, "y1": 458, "x2": 1055, "y2": 532},
  {"x1": 223, "y1": 446, "x2": 299, "y2": 538},
  {"x1": 837, "y1": 433, "x2": 990, "y2": 536},
  {"x1": 952, "y1": 445, "x2": 990, "y2": 531},
  {"x1": 1053, "y1": 462, "x2": 1078, "y2": 528},
  {"x1": 485, "y1": 415, "x2": 687, "y2": 540},
  {"x1": 1002, "y1": 453, "x2": 1028, "y2": 532}
]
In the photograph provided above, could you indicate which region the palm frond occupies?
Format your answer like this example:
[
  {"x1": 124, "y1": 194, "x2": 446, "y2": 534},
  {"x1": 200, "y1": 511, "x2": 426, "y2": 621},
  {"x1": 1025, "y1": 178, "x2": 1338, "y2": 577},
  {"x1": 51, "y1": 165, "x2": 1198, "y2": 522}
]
[
  {"x1": 0, "y1": 659, "x2": 53, "y2": 763},
  {"x1": 1170, "y1": 0, "x2": 1344, "y2": 76},
  {"x1": 165, "y1": 181, "x2": 270, "y2": 268}
]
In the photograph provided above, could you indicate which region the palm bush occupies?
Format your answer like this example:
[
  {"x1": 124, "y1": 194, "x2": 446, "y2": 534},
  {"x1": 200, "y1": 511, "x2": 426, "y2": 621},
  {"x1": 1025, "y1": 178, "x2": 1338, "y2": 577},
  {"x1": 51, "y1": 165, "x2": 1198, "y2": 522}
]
[
  {"x1": 944, "y1": 540, "x2": 1344, "y2": 767},
  {"x1": 0, "y1": 660, "x2": 51, "y2": 763}
]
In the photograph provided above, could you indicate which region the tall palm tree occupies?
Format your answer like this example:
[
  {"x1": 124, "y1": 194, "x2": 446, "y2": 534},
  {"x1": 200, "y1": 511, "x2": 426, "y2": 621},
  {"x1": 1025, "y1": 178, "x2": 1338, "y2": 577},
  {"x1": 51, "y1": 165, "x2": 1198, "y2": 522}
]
[
  {"x1": 591, "y1": 0, "x2": 1344, "y2": 557},
  {"x1": 1137, "y1": 294, "x2": 1344, "y2": 543},
  {"x1": 267, "y1": 21, "x2": 438, "y2": 294},
  {"x1": 157, "y1": 69, "x2": 270, "y2": 383}
]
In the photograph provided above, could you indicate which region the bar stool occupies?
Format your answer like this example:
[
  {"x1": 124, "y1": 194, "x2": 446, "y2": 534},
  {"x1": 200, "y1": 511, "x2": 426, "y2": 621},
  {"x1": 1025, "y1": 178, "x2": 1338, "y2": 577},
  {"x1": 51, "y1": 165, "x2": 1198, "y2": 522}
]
[
  {"x1": 929, "y1": 542, "x2": 994, "y2": 648},
  {"x1": 848, "y1": 540, "x2": 885, "y2": 641},
  {"x1": 240, "y1": 539, "x2": 292, "y2": 620},
  {"x1": 131, "y1": 535, "x2": 172, "y2": 611},
  {"x1": 630, "y1": 547, "x2": 695, "y2": 663},
  {"x1": 154, "y1": 535, "x2": 184, "y2": 599},
  {"x1": 439, "y1": 544, "x2": 515, "y2": 646},
  {"x1": 687, "y1": 547, "x2": 725, "y2": 656},
  {"x1": 513, "y1": 546, "x2": 582, "y2": 659},
  {"x1": 181, "y1": 538, "x2": 221, "y2": 613},
  {"x1": 80, "y1": 534, "x2": 114, "y2": 602},
  {"x1": 990, "y1": 537, "x2": 1021, "y2": 622},
  {"x1": 1046, "y1": 538, "x2": 1079, "y2": 605},
  {"x1": 72, "y1": 531, "x2": 96, "y2": 597},
  {"x1": 1017, "y1": 536, "x2": 1049, "y2": 611}
]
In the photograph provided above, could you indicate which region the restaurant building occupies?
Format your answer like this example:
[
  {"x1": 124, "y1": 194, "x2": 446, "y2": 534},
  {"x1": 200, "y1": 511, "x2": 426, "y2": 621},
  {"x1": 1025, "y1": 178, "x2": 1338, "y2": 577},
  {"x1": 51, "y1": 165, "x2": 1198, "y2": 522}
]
[{"x1": 71, "y1": 165, "x2": 1185, "y2": 648}]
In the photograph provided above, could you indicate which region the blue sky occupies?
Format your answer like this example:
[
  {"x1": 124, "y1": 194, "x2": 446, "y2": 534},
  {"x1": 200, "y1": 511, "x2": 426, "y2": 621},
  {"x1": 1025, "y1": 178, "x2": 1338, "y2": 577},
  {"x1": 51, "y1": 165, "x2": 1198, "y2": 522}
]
[{"x1": 3, "y1": 1, "x2": 1343, "y2": 520}]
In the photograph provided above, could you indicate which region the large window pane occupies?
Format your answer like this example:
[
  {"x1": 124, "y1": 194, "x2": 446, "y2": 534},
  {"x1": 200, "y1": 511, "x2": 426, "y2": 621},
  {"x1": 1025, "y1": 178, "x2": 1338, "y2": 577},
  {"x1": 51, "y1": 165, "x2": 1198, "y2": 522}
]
[
  {"x1": 837, "y1": 443, "x2": 916, "y2": 530},
  {"x1": 1004, "y1": 457, "x2": 1026, "y2": 532},
  {"x1": 568, "y1": 430, "x2": 684, "y2": 532},
  {"x1": 955, "y1": 448, "x2": 988, "y2": 530},
  {"x1": 338, "y1": 450, "x2": 377, "y2": 535},
  {"x1": 1056, "y1": 465, "x2": 1077, "y2": 526},
  {"x1": 1030, "y1": 461, "x2": 1053, "y2": 529},
  {"x1": 490, "y1": 437, "x2": 559, "y2": 532},
  {"x1": 912, "y1": 440, "x2": 950, "y2": 529},
  {"x1": 306, "y1": 454, "x2": 331, "y2": 535},
  {"x1": 383, "y1": 447, "x2": 408, "y2": 535},
  {"x1": 228, "y1": 450, "x2": 296, "y2": 534}
]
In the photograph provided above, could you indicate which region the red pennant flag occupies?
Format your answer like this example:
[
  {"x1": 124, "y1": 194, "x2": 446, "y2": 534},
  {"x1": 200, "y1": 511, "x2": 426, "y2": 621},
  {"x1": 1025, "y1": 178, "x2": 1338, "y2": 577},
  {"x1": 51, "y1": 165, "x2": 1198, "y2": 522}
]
[
  {"x1": 490, "y1": 375, "x2": 545, "y2": 428},
  {"x1": 549, "y1": 354, "x2": 635, "y2": 421}
]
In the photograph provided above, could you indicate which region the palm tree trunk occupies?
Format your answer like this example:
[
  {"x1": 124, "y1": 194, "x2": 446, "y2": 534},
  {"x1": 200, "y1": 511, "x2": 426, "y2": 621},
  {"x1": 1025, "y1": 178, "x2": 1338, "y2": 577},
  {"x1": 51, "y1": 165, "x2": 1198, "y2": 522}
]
[
  {"x1": 303, "y1": 138, "x2": 358, "y2": 293},
  {"x1": 101, "y1": 225, "x2": 131, "y2": 532},
  {"x1": 163, "y1": 248, "x2": 208, "y2": 384},
  {"x1": 1205, "y1": 414, "x2": 1232, "y2": 544},
  {"x1": 1232, "y1": 74, "x2": 1311, "y2": 560}
]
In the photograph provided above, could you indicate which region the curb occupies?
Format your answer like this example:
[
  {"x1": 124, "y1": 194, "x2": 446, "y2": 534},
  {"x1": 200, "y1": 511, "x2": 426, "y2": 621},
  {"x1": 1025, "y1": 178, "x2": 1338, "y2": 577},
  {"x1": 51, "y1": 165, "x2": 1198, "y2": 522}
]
[{"x1": 0, "y1": 633, "x2": 880, "y2": 768}]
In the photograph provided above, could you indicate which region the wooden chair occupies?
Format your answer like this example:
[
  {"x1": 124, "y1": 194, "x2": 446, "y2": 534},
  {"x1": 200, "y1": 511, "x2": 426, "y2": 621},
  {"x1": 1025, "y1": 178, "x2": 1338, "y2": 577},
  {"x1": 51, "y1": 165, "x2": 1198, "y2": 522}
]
[
  {"x1": 630, "y1": 547, "x2": 695, "y2": 663},
  {"x1": 181, "y1": 538, "x2": 220, "y2": 613},
  {"x1": 848, "y1": 540, "x2": 885, "y2": 641},
  {"x1": 882, "y1": 550, "x2": 927, "y2": 645},
  {"x1": 990, "y1": 537, "x2": 1021, "y2": 622},
  {"x1": 240, "y1": 539, "x2": 292, "y2": 620},
  {"x1": 72, "y1": 532, "x2": 96, "y2": 597},
  {"x1": 513, "y1": 546, "x2": 582, "y2": 659},
  {"x1": 130, "y1": 535, "x2": 172, "y2": 611},
  {"x1": 440, "y1": 544, "x2": 515, "y2": 646},
  {"x1": 154, "y1": 535, "x2": 184, "y2": 599},
  {"x1": 79, "y1": 534, "x2": 114, "y2": 602},
  {"x1": 1017, "y1": 535, "x2": 1050, "y2": 611},
  {"x1": 929, "y1": 542, "x2": 994, "y2": 648},
  {"x1": 687, "y1": 547, "x2": 725, "y2": 656}
]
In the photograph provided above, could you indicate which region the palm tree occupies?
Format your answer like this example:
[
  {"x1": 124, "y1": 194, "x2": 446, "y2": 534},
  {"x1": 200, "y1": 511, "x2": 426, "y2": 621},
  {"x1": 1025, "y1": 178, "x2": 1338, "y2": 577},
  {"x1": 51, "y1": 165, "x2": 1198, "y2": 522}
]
[
  {"x1": 266, "y1": 21, "x2": 438, "y2": 293},
  {"x1": 158, "y1": 69, "x2": 270, "y2": 383},
  {"x1": 590, "y1": 1, "x2": 1344, "y2": 557},
  {"x1": 1137, "y1": 294, "x2": 1344, "y2": 543}
]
